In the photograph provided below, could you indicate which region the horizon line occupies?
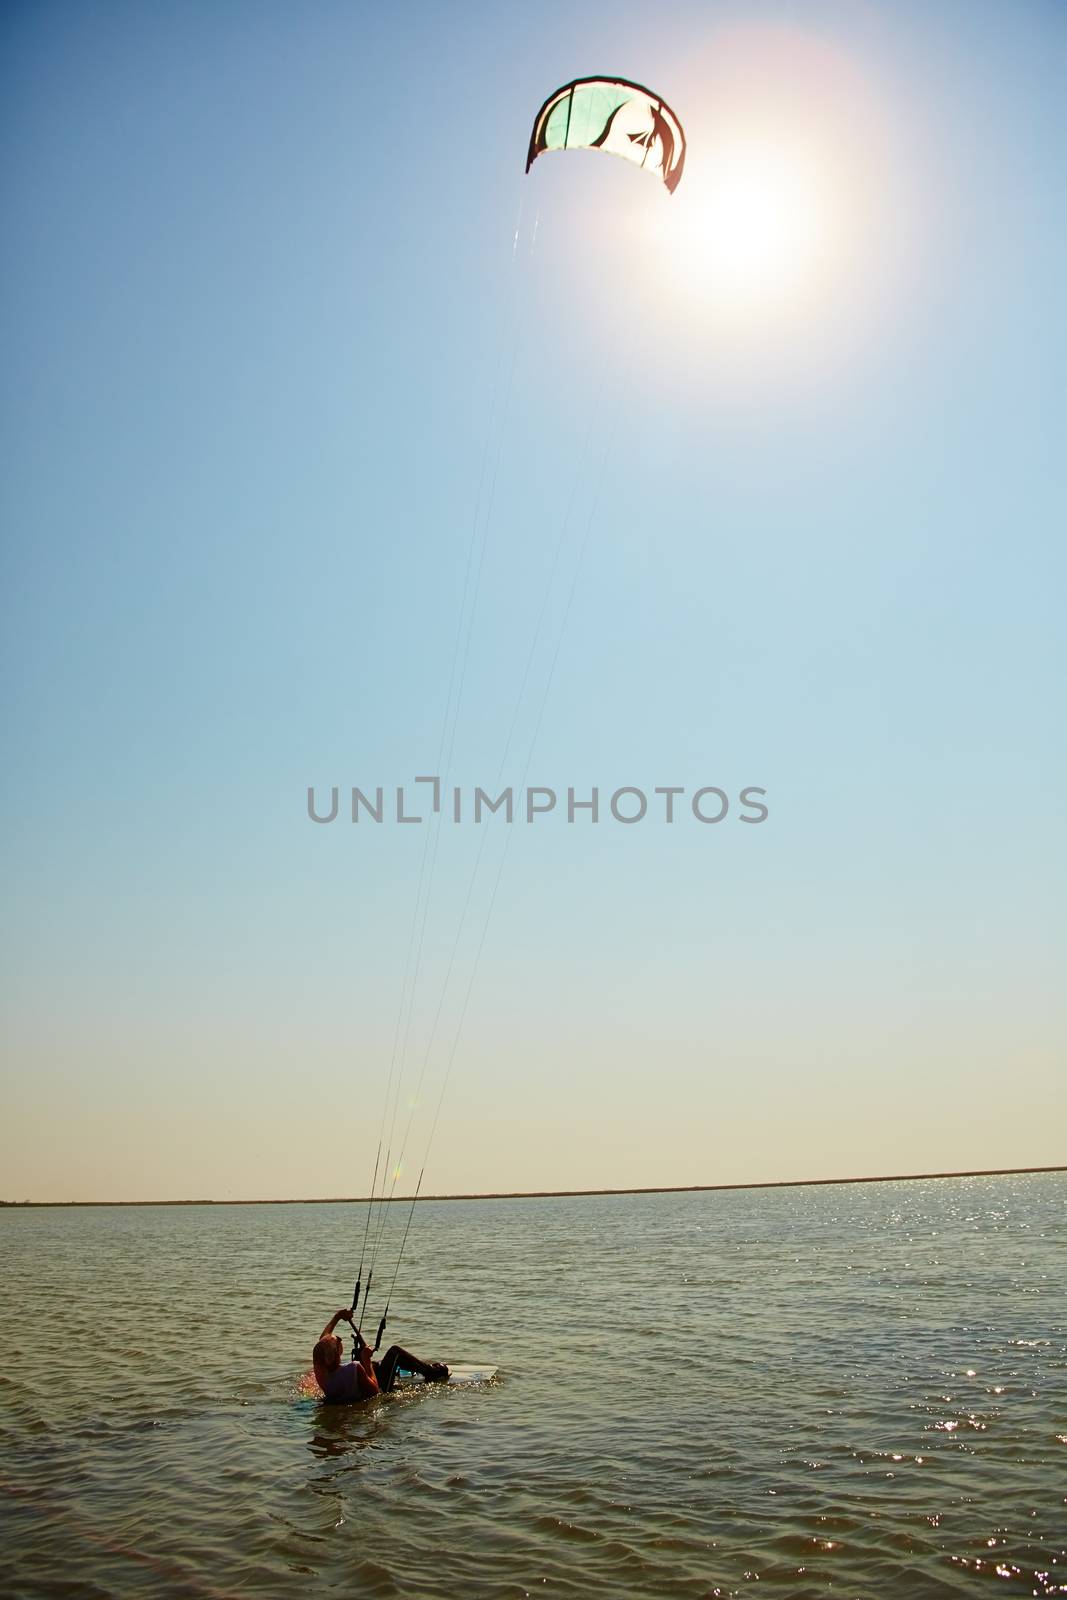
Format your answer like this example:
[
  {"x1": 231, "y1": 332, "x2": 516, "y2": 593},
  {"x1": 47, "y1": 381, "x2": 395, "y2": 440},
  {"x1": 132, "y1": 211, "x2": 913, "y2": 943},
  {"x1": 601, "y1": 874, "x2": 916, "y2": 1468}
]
[{"x1": 2, "y1": 1164, "x2": 1063, "y2": 1208}]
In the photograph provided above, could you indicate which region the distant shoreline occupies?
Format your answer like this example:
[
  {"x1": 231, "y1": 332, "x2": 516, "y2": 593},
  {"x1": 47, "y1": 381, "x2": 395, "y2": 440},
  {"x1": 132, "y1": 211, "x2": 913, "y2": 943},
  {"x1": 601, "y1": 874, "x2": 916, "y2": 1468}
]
[{"x1": 2, "y1": 1164, "x2": 1063, "y2": 1207}]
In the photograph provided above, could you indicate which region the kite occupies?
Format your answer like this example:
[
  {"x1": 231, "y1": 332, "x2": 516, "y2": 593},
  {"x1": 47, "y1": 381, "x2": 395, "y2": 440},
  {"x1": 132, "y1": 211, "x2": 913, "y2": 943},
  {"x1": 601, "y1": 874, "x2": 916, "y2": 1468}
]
[{"x1": 525, "y1": 77, "x2": 686, "y2": 194}]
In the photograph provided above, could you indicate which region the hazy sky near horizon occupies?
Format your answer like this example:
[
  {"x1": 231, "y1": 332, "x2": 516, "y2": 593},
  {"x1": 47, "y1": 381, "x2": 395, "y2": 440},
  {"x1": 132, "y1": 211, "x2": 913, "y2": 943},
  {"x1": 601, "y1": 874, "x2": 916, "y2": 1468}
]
[{"x1": 1, "y1": 0, "x2": 1064, "y2": 1202}]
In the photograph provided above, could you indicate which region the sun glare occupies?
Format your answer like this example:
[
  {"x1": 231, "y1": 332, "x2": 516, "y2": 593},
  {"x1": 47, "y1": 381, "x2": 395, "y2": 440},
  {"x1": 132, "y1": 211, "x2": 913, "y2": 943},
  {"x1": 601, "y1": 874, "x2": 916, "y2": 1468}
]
[
  {"x1": 701, "y1": 140, "x2": 832, "y2": 307},
  {"x1": 572, "y1": 27, "x2": 908, "y2": 376},
  {"x1": 652, "y1": 127, "x2": 840, "y2": 329},
  {"x1": 646, "y1": 28, "x2": 905, "y2": 358}
]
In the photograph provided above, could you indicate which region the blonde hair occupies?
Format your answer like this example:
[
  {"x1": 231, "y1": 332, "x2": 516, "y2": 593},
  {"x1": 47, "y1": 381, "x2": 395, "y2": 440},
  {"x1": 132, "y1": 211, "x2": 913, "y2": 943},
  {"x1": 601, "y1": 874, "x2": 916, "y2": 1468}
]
[{"x1": 313, "y1": 1335, "x2": 342, "y2": 1370}]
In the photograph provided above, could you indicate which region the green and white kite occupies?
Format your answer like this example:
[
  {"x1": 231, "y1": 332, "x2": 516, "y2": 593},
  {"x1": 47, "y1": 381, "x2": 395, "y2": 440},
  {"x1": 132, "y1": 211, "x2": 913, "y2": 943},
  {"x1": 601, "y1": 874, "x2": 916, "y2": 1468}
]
[{"x1": 525, "y1": 77, "x2": 687, "y2": 194}]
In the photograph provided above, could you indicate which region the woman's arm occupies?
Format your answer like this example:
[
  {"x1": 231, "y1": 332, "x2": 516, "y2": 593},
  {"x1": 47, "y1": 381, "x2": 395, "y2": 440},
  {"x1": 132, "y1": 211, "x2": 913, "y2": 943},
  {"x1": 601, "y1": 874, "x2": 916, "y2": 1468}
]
[
  {"x1": 319, "y1": 1308, "x2": 353, "y2": 1340},
  {"x1": 355, "y1": 1342, "x2": 380, "y2": 1398}
]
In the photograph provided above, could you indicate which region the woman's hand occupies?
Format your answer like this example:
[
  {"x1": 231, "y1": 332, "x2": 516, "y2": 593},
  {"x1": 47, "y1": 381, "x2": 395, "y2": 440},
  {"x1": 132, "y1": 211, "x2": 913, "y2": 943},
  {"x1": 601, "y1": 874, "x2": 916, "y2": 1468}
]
[{"x1": 320, "y1": 1307, "x2": 355, "y2": 1340}]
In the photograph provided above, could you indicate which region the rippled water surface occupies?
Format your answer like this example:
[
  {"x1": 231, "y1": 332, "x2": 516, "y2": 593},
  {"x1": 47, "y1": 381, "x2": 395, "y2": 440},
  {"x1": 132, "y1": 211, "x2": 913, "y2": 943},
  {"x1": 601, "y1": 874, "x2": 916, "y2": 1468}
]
[{"x1": 1, "y1": 1175, "x2": 1064, "y2": 1597}]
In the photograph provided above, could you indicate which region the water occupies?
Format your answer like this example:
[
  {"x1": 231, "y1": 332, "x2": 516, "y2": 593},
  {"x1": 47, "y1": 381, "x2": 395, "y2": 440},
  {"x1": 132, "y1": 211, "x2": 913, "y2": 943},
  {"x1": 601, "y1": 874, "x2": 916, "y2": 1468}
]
[{"x1": 1, "y1": 1174, "x2": 1064, "y2": 1598}]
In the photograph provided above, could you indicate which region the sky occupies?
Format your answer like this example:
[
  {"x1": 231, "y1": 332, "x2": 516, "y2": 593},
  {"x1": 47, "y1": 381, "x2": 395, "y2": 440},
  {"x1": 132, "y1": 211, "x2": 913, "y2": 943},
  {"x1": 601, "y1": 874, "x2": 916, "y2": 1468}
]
[{"x1": 1, "y1": 0, "x2": 1064, "y2": 1202}]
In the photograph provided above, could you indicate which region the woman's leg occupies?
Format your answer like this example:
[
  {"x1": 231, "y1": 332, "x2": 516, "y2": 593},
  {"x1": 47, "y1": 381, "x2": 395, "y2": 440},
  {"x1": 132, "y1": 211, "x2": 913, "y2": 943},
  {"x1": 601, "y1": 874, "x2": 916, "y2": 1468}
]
[{"x1": 373, "y1": 1346, "x2": 448, "y2": 1391}]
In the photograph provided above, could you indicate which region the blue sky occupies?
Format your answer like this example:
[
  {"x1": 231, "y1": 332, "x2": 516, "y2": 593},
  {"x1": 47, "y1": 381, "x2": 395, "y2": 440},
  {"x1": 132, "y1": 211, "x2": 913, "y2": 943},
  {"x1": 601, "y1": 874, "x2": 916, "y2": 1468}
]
[{"x1": 1, "y1": 0, "x2": 1064, "y2": 1200}]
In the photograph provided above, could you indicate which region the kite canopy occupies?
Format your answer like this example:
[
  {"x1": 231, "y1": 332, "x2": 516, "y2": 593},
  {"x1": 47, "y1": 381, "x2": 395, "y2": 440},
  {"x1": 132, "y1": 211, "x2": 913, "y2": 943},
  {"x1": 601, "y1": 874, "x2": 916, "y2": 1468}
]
[{"x1": 525, "y1": 77, "x2": 686, "y2": 194}]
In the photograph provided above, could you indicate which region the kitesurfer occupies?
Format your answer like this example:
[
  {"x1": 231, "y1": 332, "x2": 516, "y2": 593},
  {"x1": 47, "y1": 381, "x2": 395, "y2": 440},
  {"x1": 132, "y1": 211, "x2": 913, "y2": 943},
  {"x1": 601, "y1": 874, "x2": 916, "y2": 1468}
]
[{"x1": 313, "y1": 1308, "x2": 448, "y2": 1402}]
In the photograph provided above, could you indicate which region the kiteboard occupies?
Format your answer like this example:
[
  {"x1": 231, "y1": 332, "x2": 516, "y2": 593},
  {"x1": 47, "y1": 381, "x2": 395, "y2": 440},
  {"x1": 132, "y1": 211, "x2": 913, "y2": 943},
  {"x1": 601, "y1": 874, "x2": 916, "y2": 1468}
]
[{"x1": 396, "y1": 1363, "x2": 498, "y2": 1388}]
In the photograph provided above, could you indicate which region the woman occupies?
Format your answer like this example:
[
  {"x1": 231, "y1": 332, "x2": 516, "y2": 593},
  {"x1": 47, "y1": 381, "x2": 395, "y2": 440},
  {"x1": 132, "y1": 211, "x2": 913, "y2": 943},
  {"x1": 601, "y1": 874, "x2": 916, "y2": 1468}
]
[{"x1": 313, "y1": 1308, "x2": 448, "y2": 1402}]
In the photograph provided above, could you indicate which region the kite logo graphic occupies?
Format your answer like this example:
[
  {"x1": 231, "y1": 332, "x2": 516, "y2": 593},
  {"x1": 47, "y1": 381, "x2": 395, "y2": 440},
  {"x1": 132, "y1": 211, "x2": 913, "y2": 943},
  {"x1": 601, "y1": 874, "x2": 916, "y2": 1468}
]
[
  {"x1": 590, "y1": 101, "x2": 629, "y2": 150},
  {"x1": 628, "y1": 103, "x2": 675, "y2": 177}
]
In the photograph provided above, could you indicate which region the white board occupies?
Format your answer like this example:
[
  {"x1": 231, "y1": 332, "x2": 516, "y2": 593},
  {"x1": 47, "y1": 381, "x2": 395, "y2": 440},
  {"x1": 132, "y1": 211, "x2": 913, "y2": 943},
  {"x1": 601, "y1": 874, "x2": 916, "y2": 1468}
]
[
  {"x1": 396, "y1": 1363, "x2": 498, "y2": 1387},
  {"x1": 444, "y1": 1363, "x2": 498, "y2": 1386}
]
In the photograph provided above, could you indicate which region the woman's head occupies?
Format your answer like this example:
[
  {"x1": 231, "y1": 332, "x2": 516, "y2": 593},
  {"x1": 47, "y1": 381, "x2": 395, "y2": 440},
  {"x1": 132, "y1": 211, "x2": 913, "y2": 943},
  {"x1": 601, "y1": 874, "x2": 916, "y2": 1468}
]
[{"x1": 313, "y1": 1335, "x2": 343, "y2": 1372}]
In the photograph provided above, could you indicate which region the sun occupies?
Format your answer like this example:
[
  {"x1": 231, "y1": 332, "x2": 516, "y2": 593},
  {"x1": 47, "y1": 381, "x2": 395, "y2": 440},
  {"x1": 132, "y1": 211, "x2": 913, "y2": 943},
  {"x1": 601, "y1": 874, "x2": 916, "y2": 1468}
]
[
  {"x1": 665, "y1": 131, "x2": 837, "y2": 320},
  {"x1": 576, "y1": 29, "x2": 907, "y2": 373},
  {"x1": 704, "y1": 140, "x2": 832, "y2": 303}
]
